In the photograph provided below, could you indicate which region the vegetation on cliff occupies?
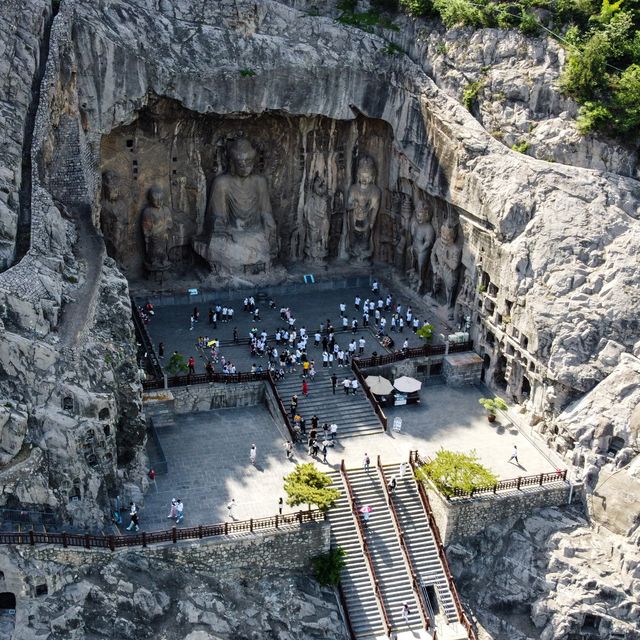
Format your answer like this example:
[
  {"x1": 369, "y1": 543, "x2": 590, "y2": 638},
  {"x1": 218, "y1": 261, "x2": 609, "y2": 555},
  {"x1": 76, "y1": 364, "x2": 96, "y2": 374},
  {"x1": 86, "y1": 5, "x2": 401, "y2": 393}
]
[{"x1": 341, "y1": 0, "x2": 640, "y2": 139}]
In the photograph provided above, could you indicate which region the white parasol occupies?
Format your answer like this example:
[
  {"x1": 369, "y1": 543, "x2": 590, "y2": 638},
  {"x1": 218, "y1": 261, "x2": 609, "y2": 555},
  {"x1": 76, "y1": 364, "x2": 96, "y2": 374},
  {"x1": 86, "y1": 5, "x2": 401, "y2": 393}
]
[
  {"x1": 393, "y1": 376, "x2": 422, "y2": 394},
  {"x1": 365, "y1": 375, "x2": 394, "y2": 395}
]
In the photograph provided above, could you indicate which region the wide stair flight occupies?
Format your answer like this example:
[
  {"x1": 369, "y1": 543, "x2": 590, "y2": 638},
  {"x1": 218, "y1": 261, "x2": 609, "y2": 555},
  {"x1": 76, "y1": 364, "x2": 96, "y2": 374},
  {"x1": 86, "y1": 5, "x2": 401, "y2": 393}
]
[
  {"x1": 276, "y1": 369, "x2": 383, "y2": 438},
  {"x1": 326, "y1": 460, "x2": 473, "y2": 640}
]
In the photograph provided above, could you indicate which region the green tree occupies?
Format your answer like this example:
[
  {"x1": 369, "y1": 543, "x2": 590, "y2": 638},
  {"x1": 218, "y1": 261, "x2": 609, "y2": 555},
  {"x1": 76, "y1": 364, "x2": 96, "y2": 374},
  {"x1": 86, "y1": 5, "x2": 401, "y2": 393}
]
[
  {"x1": 166, "y1": 352, "x2": 188, "y2": 375},
  {"x1": 611, "y1": 63, "x2": 640, "y2": 132},
  {"x1": 416, "y1": 323, "x2": 434, "y2": 340},
  {"x1": 399, "y1": 0, "x2": 435, "y2": 17},
  {"x1": 417, "y1": 449, "x2": 498, "y2": 497},
  {"x1": 311, "y1": 547, "x2": 347, "y2": 586},
  {"x1": 479, "y1": 396, "x2": 508, "y2": 417},
  {"x1": 560, "y1": 32, "x2": 611, "y2": 101},
  {"x1": 283, "y1": 463, "x2": 341, "y2": 511}
]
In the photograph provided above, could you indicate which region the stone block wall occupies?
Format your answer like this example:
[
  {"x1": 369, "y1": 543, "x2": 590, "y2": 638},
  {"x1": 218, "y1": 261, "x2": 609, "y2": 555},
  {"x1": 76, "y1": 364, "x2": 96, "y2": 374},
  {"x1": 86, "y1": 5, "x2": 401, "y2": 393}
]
[
  {"x1": 0, "y1": 520, "x2": 329, "y2": 598},
  {"x1": 443, "y1": 352, "x2": 483, "y2": 386},
  {"x1": 170, "y1": 381, "x2": 264, "y2": 413},
  {"x1": 428, "y1": 481, "x2": 575, "y2": 544}
]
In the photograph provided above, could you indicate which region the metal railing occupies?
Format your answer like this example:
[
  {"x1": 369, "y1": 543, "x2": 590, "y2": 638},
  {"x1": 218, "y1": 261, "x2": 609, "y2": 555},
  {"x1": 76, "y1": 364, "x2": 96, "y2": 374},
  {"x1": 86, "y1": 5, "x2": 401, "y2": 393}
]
[
  {"x1": 340, "y1": 460, "x2": 392, "y2": 638},
  {"x1": 411, "y1": 451, "x2": 567, "y2": 500},
  {"x1": 354, "y1": 340, "x2": 473, "y2": 369},
  {"x1": 0, "y1": 509, "x2": 325, "y2": 550},
  {"x1": 143, "y1": 370, "x2": 270, "y2": 391},
  {"x1": 351, "y1": 359, "x2": 387, "y2": 430},
  {"x1": 408, "y1": 452, "x2": 477, "y2": 640},
  {"x1": 131, "y1": 298, "x2": 163, "y2": 381},
  {"x1": 266, "y1": 371, "x2": 297, "y2": 442},
  {"x1": 377, "y1": 456, "x2": 431, "y2": 633}
]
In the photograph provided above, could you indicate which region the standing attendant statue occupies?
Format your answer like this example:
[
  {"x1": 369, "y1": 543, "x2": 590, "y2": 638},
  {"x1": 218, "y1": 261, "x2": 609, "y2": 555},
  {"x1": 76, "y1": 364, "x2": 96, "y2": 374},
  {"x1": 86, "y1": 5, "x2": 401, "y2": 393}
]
[
  {"x1": 430, "y1": 220, "x2": 462, "y2": 317},
  {"x1": 100, "y1": 170, "x2": 129, "y2": 262},
  {"x1": 410, "y1": 202, "x2": 435, "y2": 293},
  {"x1": 141, "y1": 185, "x2": 173, "y2": 273},
  {"x1": 342, "y1": 155, "x2": 381, "y2": 262},
  {"x1": 303, "y1": 172, "x2": 331, "y2": 263}
]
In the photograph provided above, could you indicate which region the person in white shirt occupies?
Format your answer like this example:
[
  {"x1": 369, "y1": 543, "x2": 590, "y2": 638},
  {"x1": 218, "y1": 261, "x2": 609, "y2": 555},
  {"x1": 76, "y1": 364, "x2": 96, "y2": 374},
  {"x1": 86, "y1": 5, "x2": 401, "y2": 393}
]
[
  {"x1": 354, "y1": 296, "x2": 361, "y2": 310},
  {"x1": 351, "y1": 378, "x2": 358, "y2": 395},
  {"x1": 314, "y1": 332, "x2": 321, "y2": 346},
  {"x1": 358, "y1": 337, "x2": 366, "y2": 354},
  {"x1": 339, "y1": 302, "x2": 346, "y2": 317},
  {"x1": 342, "y1": 378, "x2": 351, "y2": 395}
]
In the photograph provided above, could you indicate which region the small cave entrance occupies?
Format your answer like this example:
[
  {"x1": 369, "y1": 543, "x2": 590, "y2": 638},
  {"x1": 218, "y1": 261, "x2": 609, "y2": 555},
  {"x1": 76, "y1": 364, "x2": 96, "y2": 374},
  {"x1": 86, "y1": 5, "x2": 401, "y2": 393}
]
[
  {"x1": 521, "y1": 376, "x2": 531, "y2": 399},
  {"x1": 98, "y1": 407, "x2": 110, "y2": 421},
  {"x1": 607, "y1": 436, "x2": 625, "y2": 457},
  {"x1": 481, "y1": 353, "x2": 491, "y2": 382},
  {"x1": 0, "y1": 592, "x2": 16, "y2": 611},
  {"x1": 493, "y1": 354, "x2": 508, "y2": 390}
]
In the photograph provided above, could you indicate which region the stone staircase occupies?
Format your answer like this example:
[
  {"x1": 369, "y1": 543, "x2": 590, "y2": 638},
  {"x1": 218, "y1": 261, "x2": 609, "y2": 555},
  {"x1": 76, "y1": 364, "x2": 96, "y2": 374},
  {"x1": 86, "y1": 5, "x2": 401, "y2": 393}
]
[
  {"x1": 276, "y1": 369, "x2": 383, "y2": 438},
  {"x1": 384, "y1": 462, "x2": 459, "y2": 626},
  {"x1": 325, "y1": 462, "x2": 470, "y2": 640},
  {"x1": 326, "y1": 469, "x2": 385, "y2": 639}
]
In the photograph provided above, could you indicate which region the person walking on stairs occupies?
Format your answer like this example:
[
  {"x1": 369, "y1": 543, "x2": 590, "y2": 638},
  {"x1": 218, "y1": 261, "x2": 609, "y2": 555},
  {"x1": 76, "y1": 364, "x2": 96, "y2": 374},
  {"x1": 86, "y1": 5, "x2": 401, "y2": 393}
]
[
  {"x1": 400, "y1": 602, "x2": 411, "y2": 626},
  {"x1": 363, "y1": 453, "x2": 370, "y2": 473},
  {"x1": 331, "y1": 372, "x2": 337, "y2": 394}
]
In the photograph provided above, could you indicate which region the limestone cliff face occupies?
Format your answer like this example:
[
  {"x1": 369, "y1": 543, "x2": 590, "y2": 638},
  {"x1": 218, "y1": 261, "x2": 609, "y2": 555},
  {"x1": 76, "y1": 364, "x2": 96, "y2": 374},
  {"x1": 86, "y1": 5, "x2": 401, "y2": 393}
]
[
  {"x1": 57, "y1": 0, "x2": 640, "y2": 411},
  {"x1": 449, "y1": 505, "x2": 640, "y2": 640}
]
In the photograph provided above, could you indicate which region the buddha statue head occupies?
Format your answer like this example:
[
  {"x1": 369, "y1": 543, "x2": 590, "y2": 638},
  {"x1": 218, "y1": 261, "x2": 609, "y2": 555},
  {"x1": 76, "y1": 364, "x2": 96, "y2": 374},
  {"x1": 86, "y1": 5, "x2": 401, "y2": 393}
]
[
  {"x1": 356, "y1": 155, "x2": 376, "y2": 188},
  {"x1": 229, "y1": 137, "x2": 258, "y2": 178}
]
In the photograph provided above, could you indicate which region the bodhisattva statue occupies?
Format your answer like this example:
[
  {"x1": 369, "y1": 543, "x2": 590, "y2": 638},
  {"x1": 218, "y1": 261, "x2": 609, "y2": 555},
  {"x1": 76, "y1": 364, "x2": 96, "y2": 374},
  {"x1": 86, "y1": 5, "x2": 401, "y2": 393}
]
[
  {"x1": 430, "y1": 220, "x2": 462, "y2": 317},
  {"x1": 410, "y1": 203, "x2": 435, "y2": 293},
  {"x1": 304, "y1": 173, "x2": 330, "y2": 263},
  {"x1": 394, "y1": 194, "x2": 412, "y2": 272},
  {"x1": 100, "y1": 171, "x2": 129, "y2": 262},
  {"x1": 141, "y1": 185, "x2": 173, "y2": 273},
  {"x1": 193, "y1": 137, "x2": 278, "y2": 273},
  {"x1": 342, "y1": 155, "x2": 381, "y2": 262}
]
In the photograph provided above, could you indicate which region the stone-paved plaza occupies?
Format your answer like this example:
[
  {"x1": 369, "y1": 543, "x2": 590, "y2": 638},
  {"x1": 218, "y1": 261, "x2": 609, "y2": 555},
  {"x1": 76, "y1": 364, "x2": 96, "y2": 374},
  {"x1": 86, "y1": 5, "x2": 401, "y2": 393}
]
[
  {"x1": 142, "y1": 279, "x2": 455, "y2": 374},
  {"x1": 134, "y1": 279, "x2": 558, "y2": 533}
]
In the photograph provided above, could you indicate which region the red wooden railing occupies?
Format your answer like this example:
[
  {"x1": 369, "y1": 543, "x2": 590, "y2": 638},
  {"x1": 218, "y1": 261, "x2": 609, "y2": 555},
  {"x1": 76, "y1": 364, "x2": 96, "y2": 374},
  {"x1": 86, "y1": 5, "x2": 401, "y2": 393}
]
[
  {"x1": 340, "y1": 460, "x2": 392, "y2": 638},
  {"x1": 354, "y1": 340, "x2": 473, "y2": 369},
  {"x1": 408, "y1": 452, "x2": 477, "y2": 640},
  {"x1": 351, "y1": 359, "x2": 387, "y2": 430},
  {"x1": 376, "y1": 456, "x2": 431, "y2": 633},
  {"x1": 412, "y1": 451, "x2": 567, "y2": 500},
  {"x1": 0, "y1": 509, "x2": 325, "y2": 549}
]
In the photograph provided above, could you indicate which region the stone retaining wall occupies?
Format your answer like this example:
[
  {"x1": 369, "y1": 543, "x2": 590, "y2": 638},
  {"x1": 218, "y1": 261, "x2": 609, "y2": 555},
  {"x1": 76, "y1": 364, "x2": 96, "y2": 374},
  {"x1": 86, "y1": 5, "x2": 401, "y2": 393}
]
[
  {"x1": 170, "y1": 381, "x2": 265, "y2": 413},
  {"x1": 0, "y1": 520, "x2": 329, "y2": 597},
  {"x1": 428, "y1": 481, "x2": 577, "y2": 544}
]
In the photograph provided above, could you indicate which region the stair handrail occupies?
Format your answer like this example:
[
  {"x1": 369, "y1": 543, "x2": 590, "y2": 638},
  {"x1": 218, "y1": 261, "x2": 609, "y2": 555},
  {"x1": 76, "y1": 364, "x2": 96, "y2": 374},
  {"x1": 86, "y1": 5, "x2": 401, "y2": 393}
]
[
  {"x1": 339, "y1": 460, "x2": 392, "y2": 638},
  {"x1": 351, "y1": 359, "x2": 388, "y2": 430},
  {"x1": 377, "y1": 456, "x2": 431, "y2": 632},
  {"x1": 266, "y1": 371, "x2": 297, "y2": 442},
  {"x1": 409, "y1": 452, "x2": 478, "y2": 640}
]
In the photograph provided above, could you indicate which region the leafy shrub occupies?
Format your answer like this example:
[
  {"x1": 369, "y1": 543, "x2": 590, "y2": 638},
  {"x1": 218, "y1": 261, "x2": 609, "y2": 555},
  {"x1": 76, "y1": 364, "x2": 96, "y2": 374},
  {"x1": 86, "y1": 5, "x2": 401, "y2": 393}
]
[
  {"x1": 462, "y1": 80, "x2": 484, "y2": 111},
  {"x1": 311, "y1": 547, "x2": 347, "y2": 586},
  {"x1": 416, "y1": 323, "x2": 434, "y2": 340},
  {"x1": 433, "y1": 0, "x2": 486, "y2": 28},
  {"x1": 417, "y1": 449, "x2": 498, "y2": 497},
  {"x1": 399, "y1": 0, "x2": 435, "y2": 17},
  {"x1": 511, "y1": 140, "x2": 530, "y2": 153},
  {"x1": 239, "y1": 68, "x2": 256, "y2": 78},
  {"x1": 479, "y1": 396, "x2": 508, "y2": 415},
  {"x1": 166, "y1": 352, "x2": 188, "y2": 375}
]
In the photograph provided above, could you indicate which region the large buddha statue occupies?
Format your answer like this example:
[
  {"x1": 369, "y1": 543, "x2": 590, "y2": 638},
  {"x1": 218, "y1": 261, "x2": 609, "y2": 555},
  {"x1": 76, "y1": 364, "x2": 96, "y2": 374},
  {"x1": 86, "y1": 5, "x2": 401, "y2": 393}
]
[
  {"x1": 341, "y1": 155, "x2": 381, "y2": 262},
  {"x1": 193, "y1": 137, "x2": 278, "y2": 273}
]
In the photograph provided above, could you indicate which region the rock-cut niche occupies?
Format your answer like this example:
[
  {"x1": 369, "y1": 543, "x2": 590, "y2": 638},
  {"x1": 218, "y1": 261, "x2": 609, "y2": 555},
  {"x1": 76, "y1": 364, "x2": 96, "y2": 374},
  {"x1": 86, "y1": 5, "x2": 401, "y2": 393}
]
[{"x1": 99, "y1": 99, "x2": 397, "y2": 280}]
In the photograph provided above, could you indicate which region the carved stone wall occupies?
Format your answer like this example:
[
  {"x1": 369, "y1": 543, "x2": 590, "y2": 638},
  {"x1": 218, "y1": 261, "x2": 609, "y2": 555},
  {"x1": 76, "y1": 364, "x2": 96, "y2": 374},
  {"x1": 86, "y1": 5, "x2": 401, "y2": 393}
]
[{"x1": 99, "y1": 99, "x2": 396, "y2": 278}]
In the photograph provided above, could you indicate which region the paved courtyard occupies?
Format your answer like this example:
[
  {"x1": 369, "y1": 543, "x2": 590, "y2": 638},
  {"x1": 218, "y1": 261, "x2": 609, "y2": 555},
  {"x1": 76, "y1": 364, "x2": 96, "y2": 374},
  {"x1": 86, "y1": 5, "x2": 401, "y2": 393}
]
[
  {"x1": 139, "y1": 383, "x2": 557, "y2": 532},
  {"x1": 143, "y1": 279, "x2": 456, "y2": 374}
]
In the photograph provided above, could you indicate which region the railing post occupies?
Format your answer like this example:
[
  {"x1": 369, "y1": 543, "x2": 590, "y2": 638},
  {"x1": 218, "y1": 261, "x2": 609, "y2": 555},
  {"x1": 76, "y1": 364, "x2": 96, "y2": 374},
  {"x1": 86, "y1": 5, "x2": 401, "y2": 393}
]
[
  {"x1": 172, "y1": 527, "x2": 177, "y2": 543},
  {"x1": 109, "y1": 535, "x2": 115, "y2": 552},
  {"x1": 62, "y1": 532, "x2": 68, "y2": 548},
  {"x1": 250, "y1": 518, "x2": 253, "y2": 532},
  {"x1": 297, "y1": 511, "x2": 303, "y2": 523},
  {"x1": 516, "y1": 476, "x2": 522, "y2": 490},
  {"x1": 224, "y1": 521, "x2": 228, "y2": 535},
  {"x1": 198, "y1": 525, "x2": 203, "y2": 539},
  {"x1": 142, "y1": 532, "x2": 147, "y2": 548},
  {"x1": 539, "y1": 473, "x2": 544, "y2": 486},
  {"x1": 85, "y1": 534, "x2": 91, "y2": 550},
  {"x1": 29, "y1": 529, "x2": 35, "y2": 546},
  {"x1": 275, "y1": 514, "x2": 279, "y2": 528},
  {"x1": 562, "y1": 469, "x2": 567, "y2": 481}
]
